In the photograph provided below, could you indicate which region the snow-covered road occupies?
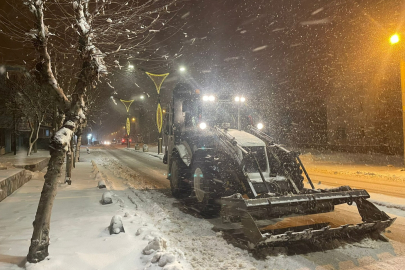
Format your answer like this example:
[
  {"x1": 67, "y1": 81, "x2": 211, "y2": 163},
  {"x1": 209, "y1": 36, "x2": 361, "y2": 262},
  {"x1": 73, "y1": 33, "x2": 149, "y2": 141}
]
[
  {"x1": 1, "y1": 146, "x2": 405, "y2": 270},
  {"x1": 91, "y1": 146, "x2": 405, "y2": 269}
]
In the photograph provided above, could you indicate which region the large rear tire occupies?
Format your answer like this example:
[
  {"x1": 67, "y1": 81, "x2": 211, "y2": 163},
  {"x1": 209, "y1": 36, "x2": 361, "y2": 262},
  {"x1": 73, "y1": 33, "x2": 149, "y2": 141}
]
[
  {"x1": 191, "y1": 160, "x2": 220, "y2": 214},
  {"x1": 170, "y1": 156, "x2": 191, "y2": 198}
]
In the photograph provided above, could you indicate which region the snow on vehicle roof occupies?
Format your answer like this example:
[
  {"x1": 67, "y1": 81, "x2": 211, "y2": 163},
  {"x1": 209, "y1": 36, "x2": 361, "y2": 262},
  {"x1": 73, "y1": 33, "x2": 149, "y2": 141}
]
[{"x1": 226, "y1": 129, "x2": 266, "y2": 147}]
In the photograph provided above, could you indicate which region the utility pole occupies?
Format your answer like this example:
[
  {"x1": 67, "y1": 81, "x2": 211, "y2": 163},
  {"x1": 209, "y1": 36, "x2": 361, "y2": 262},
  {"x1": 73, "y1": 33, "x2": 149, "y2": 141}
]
[
  {"x1": 145, "y1": 72, "x2": 169, "y2": 154},
  {"x1": 120, "y1": 99, "x2": 134, "y2": 149},
  {"x1": 401, "y1": 60, "x2": 405, "y2": 167}
]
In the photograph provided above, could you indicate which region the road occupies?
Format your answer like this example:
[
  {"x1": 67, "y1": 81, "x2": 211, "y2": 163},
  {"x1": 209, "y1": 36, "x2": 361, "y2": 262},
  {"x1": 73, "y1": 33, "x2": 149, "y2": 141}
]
[
  {"x1": 104, "y1": 146, "x2": 169, "y2": 189},
  {"x1": 99, "y1": 145, "x2": 405, "y2": 270}
]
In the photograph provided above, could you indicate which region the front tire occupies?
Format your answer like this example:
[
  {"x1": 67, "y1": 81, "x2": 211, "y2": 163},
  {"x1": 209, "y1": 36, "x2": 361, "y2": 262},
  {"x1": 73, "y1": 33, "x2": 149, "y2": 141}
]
[
  {"x1": 192, "y1": 160, "x2": 220, "y2": 214},
  {"x1": 170, "y1": 156, "x2": 191, "y2": 198}
]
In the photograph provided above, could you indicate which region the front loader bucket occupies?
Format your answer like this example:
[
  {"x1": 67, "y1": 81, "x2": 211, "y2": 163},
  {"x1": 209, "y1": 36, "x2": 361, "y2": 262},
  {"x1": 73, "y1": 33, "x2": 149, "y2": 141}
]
[{"x1": 220, "y1": 188, "x2": 396, "y2": 247}]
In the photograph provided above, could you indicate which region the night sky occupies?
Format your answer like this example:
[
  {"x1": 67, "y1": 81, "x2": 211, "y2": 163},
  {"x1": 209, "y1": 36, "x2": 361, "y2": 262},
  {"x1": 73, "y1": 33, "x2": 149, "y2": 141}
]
[{"x1": 1, "y1": 0, "x2": 405, "y2": 144}]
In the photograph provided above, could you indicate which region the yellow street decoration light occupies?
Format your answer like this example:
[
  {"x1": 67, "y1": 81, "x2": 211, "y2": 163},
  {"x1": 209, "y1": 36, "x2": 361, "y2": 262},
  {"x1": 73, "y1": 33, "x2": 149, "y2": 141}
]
[
  {"x1": 120, "y1": 99, "x2": 134, "y2": 112},
  {"x1": 156, "y1": 103, "x2": 163, "y2": 133},
  {"x1": 145, "y1": 72, "x2": 169, "y2": 94},
  {"x1": 126, "y1": 118, "x2": 130, "y2": 135},
  {"x1": 390, "y1": 34, "x2": 400, "y2": 45},
  {"x1": 120, "y1": 99, "x2": 134, "y2": 138}
]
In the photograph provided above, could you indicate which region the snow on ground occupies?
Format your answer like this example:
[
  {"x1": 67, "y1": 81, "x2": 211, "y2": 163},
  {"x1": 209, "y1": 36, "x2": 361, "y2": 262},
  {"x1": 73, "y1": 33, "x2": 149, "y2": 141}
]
[
  {"x1": 300, "y1": 149, "x2": 405, "y2": 182},
  {"x1": 1, "y1": 148, "x2": 405, "y2": 270}
]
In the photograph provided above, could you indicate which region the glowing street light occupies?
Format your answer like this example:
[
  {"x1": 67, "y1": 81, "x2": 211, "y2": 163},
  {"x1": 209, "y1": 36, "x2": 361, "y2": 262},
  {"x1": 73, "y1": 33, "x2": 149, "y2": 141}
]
[
  {"x1": 179, "y1": 66, "x2": 186, "y2": 72},
  {"x1": 390, "y1": 34, "x2": 400, "y2": 45},
  {"x1": 234, "y1": 96, "x2": 246, "y2": 130},
  {"x1": 87, "y1": 134, "x2": 92, "y2": 145},
  {"x1": 140, "y1": 95, "x2": 145, "y2": 100},
  {"x1": 128, "y1": 64, "x2": 134, "y2": 69},
  {"x1": 132, "y1": 117, "x2": 136, "y2": 122}
]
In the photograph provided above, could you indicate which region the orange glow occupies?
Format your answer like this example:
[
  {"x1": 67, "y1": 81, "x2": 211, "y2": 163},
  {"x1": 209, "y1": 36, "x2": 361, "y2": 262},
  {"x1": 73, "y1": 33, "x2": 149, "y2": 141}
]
[{"x1": 390, "y1": 34, "x2": 400, "y2": 44}]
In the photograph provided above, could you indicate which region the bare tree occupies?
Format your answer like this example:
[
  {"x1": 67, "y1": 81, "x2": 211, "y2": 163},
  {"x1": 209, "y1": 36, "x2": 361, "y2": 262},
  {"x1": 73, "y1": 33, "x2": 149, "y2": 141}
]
[
  {"x1": 17, "y1": 0, "x2": 184, "y2": 263},
  {"x1": 0, "y1": 73, "x2": 54, "y2": 155}
]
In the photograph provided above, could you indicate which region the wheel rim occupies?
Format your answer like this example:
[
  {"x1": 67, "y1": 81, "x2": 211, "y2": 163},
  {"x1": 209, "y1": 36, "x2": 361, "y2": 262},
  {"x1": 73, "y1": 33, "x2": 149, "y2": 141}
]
[
  {"x1": 194, "y1": 168, "x2": 204, "y2": 202},
  {"x1": 171, "y1": 160, "x2": 178, "y2": 188}
]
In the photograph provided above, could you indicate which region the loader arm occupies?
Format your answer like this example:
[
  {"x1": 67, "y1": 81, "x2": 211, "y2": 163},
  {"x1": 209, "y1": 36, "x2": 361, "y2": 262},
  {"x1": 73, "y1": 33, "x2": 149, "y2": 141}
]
[{"x1": 216, "y1": 126, "x2": 396, "y2": 247}]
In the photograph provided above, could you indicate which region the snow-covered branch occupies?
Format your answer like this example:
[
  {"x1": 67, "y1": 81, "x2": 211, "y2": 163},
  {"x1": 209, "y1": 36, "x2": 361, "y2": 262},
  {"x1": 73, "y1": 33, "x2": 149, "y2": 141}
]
[{"x1": 26, "y1": 0, "x2": 70, "y2": 110}]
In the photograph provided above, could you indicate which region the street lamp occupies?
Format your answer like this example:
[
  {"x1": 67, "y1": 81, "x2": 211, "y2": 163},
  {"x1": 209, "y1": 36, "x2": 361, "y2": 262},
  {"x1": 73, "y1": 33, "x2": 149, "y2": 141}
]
[
  {"x1": 87, "y1": 134, "x2": 92, "y2": 145},
  {"x1": 179, "y1": 66, "x2": 186, "y2": 72},
  {"x1": 390, "y1": 34, "x2": 400, "y2": 45},
  {"x1": 234, "y1": 96, "x2": 246, "y2": 130},
  {"x1": 390, "y1": 33, "x2": 405, "y2": 166}
]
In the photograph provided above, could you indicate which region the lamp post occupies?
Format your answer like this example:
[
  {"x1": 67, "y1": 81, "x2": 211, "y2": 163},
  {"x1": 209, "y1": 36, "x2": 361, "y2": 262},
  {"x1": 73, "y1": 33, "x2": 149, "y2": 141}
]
[
  {"x1": 390, "y1": 33, "x2": 405, "y2": 166},
  {"x1": 120, "y1": 99, "x2": 134, "y2": 149},
  {"x1": 145, "y1": 71, "x2": 170, "y2": 154},
  {"x1": 234, "y1": 96, "x2": 246, "y2": 130},
  {"x1": 131, "y1": 117, "x2": 136, "y2": 143}
]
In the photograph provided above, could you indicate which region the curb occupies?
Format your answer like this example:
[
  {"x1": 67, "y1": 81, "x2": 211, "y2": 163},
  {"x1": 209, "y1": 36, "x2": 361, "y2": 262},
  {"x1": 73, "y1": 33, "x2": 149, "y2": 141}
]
[{"x1": 0, "y1": 170, "x2": 32, "y2": 202}]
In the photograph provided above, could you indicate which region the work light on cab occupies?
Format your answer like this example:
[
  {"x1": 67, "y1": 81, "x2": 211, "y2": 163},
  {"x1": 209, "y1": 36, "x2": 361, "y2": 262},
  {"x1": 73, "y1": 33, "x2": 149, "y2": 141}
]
[{"x1": 203, "y1": 95, "x2": 215, "y2": 102}]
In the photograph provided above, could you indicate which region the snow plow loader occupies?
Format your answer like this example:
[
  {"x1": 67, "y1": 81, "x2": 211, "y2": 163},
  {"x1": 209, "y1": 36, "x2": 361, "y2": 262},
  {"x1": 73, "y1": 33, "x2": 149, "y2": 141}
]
[{"x1": 163, "y1": 83, "x2": 395, "y2": 247}]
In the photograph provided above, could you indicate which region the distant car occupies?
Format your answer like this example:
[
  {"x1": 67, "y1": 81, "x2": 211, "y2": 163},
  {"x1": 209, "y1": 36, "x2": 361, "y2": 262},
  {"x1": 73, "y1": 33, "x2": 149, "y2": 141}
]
[
  {"x1": 121, "y1": 137, "x2": 132, "y2": 145},
  {"x1": 93, "y1": 141, "x2": 100, "y2": 145},
  {"x1": 112, "y1": 139, "x2": 117, "y2": 144}
]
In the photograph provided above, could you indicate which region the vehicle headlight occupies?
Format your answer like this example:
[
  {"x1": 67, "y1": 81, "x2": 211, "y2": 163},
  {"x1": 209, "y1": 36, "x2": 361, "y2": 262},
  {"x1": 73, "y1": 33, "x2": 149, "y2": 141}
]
[
  {"x1": 203, "y1": 95, "x2": 215, "y2": 102},
  {"x1": 199, "y1": 122, "x2": 207, "y2": 130},
  {"x1": 257, "y1": 123, "x2": 264, "y2": 130}
]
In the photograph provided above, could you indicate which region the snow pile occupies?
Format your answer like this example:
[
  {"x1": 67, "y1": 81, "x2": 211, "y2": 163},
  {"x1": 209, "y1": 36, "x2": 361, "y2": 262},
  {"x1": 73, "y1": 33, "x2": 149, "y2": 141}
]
[
  {"x1": 101, "y1": 191, "x2": 113, "y2": 204},
  {"x1": 0, "y1": 161, "x2": 15, "y2": 170},
  {"x1": 139, "y1": 233, "x2": 185, "y2": 270},
  {"x1": 109, "y1": 215, "x2": 125, "y2": 234},
  {"x1": 142, "y1": 236, "x2": 167, "y2": 255}
]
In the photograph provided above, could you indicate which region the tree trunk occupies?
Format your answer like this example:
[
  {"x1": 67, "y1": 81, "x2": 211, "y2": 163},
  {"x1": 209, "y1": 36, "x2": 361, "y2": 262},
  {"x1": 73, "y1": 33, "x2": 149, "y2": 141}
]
[
  {"x1": 12, "y1": 112, "x2": 17, "y2": 155},
  {"x1": 28, "y1": 120, "x2": 42, "y2": 156},
  {"x1": 65, "y1": 137, "x2": 73, "y2": 182},
  {"x1": 27, "y1": 122, "x2": 35, "y2": 156},
  {"x1": 26, "y1": 0, "x2": 106, "y2": 263},
  {"x1": 75, "y1": 133, "x2": 82, "y2": 162},
  {"x1": 27, "y1": 146, "x2": 66, "y2": 262}
]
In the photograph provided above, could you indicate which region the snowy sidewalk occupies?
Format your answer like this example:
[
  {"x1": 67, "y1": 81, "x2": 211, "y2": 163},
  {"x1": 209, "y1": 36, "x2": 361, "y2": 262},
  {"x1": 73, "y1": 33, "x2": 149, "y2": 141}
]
[
  {"x1": 0, "y1": 149, "x2": 50, "y2": 171},
  {"x1": 0, "y1": 158, "x2": 190, "y2": 270}
]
